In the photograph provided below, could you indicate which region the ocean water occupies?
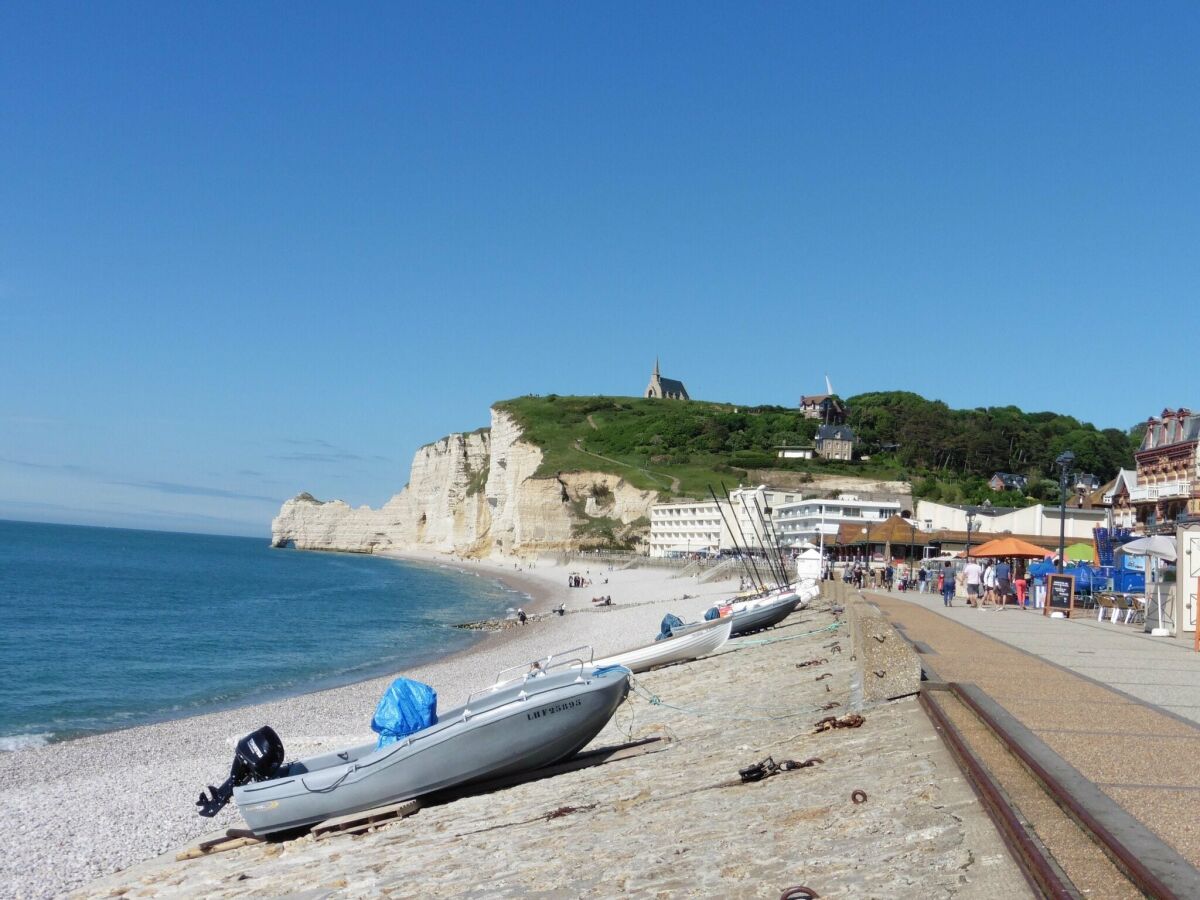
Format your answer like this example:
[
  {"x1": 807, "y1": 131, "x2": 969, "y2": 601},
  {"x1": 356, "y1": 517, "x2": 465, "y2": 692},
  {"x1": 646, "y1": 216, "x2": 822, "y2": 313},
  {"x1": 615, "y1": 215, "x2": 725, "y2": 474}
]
[{"x1": 0, "y1": 520, "x2": 523, "y2": 751}]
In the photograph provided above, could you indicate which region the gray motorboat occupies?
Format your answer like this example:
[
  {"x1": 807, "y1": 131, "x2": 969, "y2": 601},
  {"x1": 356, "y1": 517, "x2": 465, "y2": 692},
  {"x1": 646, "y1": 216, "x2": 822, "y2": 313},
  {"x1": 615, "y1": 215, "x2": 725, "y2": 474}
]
[
  {"x1": 728, "y1": 591, "x2": 798, "y2": 636},
  {"x1": 198, "y1": 650, "x2": 630, "y2": 836}
]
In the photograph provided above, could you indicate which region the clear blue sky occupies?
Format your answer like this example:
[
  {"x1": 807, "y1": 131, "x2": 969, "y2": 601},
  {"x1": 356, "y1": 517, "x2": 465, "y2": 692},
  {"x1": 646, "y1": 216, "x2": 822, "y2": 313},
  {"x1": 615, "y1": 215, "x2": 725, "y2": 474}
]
[{"x1": 2, "y1": 3, "x2": 1198, "y2": 536}]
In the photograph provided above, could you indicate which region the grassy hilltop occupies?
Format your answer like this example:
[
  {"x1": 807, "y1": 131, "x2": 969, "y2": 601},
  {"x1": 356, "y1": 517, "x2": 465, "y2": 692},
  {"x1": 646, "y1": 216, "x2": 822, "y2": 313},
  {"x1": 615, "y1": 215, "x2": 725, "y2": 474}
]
[{"x1": 492, "y1": 393, "x2": 1141, "y2": 507}]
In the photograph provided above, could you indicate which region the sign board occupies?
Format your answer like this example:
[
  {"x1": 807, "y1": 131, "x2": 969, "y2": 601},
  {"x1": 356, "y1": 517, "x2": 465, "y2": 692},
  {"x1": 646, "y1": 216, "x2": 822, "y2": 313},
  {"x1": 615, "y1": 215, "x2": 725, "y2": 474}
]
[{"x1": 1045, "y1": 573, "x2": 1075, "y2": 617}]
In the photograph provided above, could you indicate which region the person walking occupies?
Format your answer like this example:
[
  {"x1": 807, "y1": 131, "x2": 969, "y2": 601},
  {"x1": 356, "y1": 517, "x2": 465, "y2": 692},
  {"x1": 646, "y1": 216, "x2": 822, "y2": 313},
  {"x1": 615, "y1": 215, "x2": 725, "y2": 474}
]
[
  {"x1": 962, "y1": 557, "x2": 984, "y2": 607},
  {"x1": 982, "y1": 560, "x2": 997, "y2": 608},
  {"x1": 918, "y1": 565, "x2": 928, "y2": 593},
  {"x1": 941, "y1": 561, "x2": 956, "y2": 606},
  {"x1": 994, "y1": 559, "x2": 1012, "y2": 610}
]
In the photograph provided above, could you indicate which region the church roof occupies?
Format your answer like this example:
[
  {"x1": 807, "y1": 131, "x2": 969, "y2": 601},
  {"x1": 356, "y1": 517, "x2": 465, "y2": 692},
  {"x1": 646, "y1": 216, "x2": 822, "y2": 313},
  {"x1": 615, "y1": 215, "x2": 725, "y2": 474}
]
[{"x1": 658, "y1": 377, "x2": 687, "y2": 395}]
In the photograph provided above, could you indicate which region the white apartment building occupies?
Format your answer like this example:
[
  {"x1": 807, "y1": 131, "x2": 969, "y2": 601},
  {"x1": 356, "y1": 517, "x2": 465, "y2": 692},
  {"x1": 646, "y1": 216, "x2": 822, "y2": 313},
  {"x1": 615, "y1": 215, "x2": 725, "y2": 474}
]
[
  {"x1": 774, "y1": 495, "x2": 903, "y2": 548},
  {"x1": 648, "y1": 500, "x2": 728, "y2": 558},
  {"x1": 647, "y1": 486, "x2": 807, "y2": 558}
]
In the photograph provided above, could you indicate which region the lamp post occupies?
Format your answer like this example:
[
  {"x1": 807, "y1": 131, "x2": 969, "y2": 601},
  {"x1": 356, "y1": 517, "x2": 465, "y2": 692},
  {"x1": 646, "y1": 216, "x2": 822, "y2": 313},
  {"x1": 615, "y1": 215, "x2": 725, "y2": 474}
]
[
  {"x1": 1056, "y1": 450, "x2": 1076, "y2": 575},
  {"x1": 909, "y1": 519, "x2": 917, "y2": 575},
  {"x1": 965, "y1": 508, "x2": 978, "y2": 561}
]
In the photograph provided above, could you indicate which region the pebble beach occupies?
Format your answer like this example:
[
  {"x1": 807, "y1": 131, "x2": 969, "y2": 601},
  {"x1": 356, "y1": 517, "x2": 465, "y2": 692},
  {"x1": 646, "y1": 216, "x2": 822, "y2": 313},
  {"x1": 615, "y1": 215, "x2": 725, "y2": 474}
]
[{"x1": 0, "y1": 553, "x2": 741, "y2": 898}]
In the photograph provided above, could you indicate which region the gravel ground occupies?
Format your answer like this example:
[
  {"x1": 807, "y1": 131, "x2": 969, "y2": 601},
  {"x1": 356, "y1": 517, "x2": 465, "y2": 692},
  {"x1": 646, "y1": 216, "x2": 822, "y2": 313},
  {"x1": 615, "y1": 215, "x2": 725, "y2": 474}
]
[
  {"x1": 76, "y1": 603, "x2": 1030, "y2": 899},
  {"x1": 0, "y1": 554, "x2": 737, "y2": 899}
]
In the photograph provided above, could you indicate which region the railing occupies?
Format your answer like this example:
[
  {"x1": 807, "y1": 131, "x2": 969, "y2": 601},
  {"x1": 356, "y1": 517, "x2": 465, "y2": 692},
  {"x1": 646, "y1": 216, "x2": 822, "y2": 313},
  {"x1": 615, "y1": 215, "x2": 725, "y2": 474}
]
[
  {"x1": 486, "y1": 645, "x2": 594, "y2": 692},
  {"x1": 1129, "y1": 481, "x2": 1192, "y2": 503}
]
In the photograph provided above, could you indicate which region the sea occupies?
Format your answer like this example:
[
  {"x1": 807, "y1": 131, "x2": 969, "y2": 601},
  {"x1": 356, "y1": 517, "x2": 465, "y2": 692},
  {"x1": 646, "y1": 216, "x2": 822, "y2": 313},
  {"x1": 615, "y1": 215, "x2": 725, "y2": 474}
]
[{"x1": 0, "y1": 520, "x2": 524, "y2": 752}]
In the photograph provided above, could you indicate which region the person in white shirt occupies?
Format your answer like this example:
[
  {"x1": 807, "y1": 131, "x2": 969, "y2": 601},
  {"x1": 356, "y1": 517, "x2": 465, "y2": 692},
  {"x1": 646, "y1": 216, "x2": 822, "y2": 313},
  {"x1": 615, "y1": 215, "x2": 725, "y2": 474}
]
[
  {"x1": 982, "y1": 561, "x2": 997, "y2": 606},
  {"x1": 962, "y1": 559, "x2": 984, "y2": 606}
]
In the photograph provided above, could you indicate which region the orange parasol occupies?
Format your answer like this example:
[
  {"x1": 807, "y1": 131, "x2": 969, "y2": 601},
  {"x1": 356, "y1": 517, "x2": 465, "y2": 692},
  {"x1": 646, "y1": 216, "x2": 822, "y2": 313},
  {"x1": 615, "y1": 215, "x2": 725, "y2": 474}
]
[{"x1": 963, "y1": 537, "x2": 1054, "y2": 559}]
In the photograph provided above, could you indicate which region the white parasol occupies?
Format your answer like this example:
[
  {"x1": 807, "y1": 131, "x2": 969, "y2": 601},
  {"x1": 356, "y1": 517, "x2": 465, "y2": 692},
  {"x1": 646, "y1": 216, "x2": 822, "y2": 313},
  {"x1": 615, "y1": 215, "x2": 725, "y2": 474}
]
[{"x1": 1118, "y1": 536, "x2": 1178, "y2": 635}]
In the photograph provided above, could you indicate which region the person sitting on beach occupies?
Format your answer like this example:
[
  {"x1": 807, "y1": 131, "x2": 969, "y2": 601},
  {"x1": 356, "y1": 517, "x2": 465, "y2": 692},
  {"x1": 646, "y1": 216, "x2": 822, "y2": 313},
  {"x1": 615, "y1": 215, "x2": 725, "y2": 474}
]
[
  {"x1": 555, "y1": 603, "x2": 565, "y2": 616},
  {"x1": 517, "y1": 607, "x2": 527, "y2": 625}
]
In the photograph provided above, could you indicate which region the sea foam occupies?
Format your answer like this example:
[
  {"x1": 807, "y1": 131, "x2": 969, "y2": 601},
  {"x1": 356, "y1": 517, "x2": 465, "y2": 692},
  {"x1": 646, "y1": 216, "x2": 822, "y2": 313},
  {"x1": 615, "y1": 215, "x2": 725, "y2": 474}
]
[{"x1": 0, "y1": 732, "x2": 52, "y2": 752}]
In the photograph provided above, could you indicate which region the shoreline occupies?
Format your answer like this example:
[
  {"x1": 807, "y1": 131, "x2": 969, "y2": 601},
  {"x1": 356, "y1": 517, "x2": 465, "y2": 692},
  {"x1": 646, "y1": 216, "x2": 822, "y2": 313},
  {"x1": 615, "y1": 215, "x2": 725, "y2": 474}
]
[
  {"x1": 0, "y1": 547, "x2": 740, "y2": 898},
  {"x1": 0, "y1": 550, "x2": 539, "y2": 754}
]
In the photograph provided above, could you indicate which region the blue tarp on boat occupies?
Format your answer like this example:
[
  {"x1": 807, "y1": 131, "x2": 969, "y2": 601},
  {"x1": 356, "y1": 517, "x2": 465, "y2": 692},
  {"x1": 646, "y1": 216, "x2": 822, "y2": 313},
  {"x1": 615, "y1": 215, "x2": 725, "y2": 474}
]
[
  {"x1": 371, "y1": 678, "x2": 438, "y2": 748},
  {"x1": 656, "y1": 613, "x2": 684, "y2": 641}
]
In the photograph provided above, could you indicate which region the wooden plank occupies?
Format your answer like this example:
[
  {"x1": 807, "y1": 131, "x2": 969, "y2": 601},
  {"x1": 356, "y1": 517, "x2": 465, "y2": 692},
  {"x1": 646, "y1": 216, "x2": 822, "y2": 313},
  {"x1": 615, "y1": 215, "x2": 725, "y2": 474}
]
[
  {"x1": 312, "y1": 798, "x2": 421, "y2": 840},
  {"x1": 176, "y1": 835, "x2": 263, "y2": 861}
]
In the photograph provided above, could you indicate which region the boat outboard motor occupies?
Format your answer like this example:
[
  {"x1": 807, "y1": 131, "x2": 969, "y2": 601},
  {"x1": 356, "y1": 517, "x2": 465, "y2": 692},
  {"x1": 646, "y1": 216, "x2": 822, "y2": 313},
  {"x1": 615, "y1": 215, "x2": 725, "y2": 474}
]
[{"x1": 196, "y1": 725, "x2": 285, "y2": 818}]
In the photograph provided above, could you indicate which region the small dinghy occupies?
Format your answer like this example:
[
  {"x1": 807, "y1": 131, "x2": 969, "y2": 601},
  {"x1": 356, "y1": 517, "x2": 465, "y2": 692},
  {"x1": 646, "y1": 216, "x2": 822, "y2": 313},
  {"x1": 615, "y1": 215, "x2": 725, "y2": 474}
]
[
  {"x1": 592, "y1": 616, "x2": 732, "y2": 673},
  {"x1": 196, "y1": 650, "x2": 630, "y2": 836}
]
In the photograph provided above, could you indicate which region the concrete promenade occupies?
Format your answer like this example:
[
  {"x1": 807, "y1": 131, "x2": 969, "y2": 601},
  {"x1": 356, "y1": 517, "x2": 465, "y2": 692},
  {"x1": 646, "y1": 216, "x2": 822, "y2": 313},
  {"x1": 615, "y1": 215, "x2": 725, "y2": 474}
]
[{"x1": 865, "y1": 585, "x2": 1200, "y2": 871}]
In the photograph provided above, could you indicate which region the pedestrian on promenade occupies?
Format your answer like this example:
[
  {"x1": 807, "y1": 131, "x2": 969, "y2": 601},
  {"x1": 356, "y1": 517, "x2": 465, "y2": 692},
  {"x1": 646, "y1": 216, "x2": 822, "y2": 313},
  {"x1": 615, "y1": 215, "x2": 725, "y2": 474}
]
[
  {"x1": 885, "y1": 564, "x2": 894, "y2": 591},
  {"x1": 994, "y1": 559, "x2": 1012, "y2": 610},
  {"x1": 941, "y1": 562, "x2": 956, "y2": 606},
  {"x1": 963, "y1": 557, "x2": 983, "y2": 607},
  {"x1": 982, "y1": 560, "x2": 997, "y2": 607},
  {"x1": 919, "y1": 565, "x2": 928, "y2": 593}
]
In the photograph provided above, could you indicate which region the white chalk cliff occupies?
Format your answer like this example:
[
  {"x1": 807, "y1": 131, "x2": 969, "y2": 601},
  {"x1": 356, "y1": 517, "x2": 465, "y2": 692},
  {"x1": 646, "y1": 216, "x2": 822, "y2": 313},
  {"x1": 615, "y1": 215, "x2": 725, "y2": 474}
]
[{"x1": 271, "y1": 408, "x2": 657, "y2": 556}]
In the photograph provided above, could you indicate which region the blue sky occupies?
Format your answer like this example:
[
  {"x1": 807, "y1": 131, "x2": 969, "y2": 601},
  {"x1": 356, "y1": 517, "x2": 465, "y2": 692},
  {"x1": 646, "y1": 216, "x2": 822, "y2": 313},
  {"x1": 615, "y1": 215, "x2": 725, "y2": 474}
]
[{"x1": 2, "y1": 3, "x2": 1198, "y2": 536}]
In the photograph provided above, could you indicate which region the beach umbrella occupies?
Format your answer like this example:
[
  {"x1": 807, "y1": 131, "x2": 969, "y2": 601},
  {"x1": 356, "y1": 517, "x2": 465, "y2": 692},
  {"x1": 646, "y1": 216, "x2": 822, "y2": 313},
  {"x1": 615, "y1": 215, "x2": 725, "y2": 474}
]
[
  {"x1": 964, "y1": 537, "x2": 1054, "y2": 558},
  {"x1": 1065, "y1": 542, "x2": 1095, "y2": 563},
  {"x1": 1117, "y1": 535, "x2": 1177, "y2": 561},
  {"x1": 1118, "y1": 535, "x2": 1178, "y2": 636}
]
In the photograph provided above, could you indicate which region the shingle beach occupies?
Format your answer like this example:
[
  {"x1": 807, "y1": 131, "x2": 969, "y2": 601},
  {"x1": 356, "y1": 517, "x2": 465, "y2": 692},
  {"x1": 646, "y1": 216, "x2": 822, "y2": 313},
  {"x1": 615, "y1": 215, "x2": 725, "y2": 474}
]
[{"x1": 3, "y1": 554, "x2": 1031, "y2": 898}]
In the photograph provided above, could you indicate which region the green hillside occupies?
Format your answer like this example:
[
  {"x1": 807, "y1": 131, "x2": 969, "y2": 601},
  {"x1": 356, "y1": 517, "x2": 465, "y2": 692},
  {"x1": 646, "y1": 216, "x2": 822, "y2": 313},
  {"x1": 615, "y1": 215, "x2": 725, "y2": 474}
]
[{"x1": 492, "y1": 393, "x2": 1141, "y2": 507}]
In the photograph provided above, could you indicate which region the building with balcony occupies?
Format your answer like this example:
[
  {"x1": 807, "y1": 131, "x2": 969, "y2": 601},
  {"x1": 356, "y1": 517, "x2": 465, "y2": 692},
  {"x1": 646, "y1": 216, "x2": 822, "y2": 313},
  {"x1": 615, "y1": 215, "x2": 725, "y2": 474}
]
[
  {"x1": 1120, "y1": 408, "x2": 1200, "y2": 534},
  {"x1": 647, "y1": 486, "x2": 811, "y2": 557},
  {"x1": 647, "y1": 500, "x2": 727, "y2": 558},
  {"x1": 774, "y1": 495, "x2": 903, "y2": 548}
]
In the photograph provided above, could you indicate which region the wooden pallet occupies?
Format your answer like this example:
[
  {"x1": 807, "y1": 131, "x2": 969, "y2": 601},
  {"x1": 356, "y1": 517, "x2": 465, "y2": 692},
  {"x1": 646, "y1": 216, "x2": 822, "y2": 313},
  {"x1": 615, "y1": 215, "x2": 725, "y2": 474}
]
[{"x1": 312, "y1": 798, "x2": 422, "y2": 840}]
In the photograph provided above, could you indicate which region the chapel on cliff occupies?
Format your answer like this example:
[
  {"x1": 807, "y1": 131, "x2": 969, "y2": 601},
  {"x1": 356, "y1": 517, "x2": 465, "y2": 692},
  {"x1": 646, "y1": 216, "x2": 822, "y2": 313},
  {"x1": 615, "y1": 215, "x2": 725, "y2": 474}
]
[{"x1": 645, "y1": 359, "x2": 689, "y2": 400}]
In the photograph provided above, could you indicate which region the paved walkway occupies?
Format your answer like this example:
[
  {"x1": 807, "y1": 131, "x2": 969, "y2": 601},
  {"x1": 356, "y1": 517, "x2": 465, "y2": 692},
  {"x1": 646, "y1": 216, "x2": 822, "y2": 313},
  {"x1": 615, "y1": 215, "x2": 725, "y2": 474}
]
[
  {"x1": 876, "y1": 587, "x2": 1200, "y2": 726},
  {"x1": 864, "y1": 587, "x2": 1200, "y2": 869}
]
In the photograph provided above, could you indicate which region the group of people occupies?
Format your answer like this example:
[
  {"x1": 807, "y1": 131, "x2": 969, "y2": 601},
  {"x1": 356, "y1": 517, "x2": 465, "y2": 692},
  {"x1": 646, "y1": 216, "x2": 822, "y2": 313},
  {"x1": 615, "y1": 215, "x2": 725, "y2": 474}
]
[
  {"x1": 934, "y1": 558, "x2": 1030, "y2": 609},
  {"x1": 841, "y1": 562, "x2": 899, "y2": 591},
  {"x1": 835, "y1": 558, "x2": 1038, "y2": 610}
]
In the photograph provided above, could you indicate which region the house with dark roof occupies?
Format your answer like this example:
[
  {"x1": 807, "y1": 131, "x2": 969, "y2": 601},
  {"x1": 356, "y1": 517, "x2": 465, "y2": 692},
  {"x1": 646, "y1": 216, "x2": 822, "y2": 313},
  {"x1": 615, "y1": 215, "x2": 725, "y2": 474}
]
[
  {"x1": 645, "y1": 358, "x2": 689, "y2": 400},
  {"x1": 988, "y1": 472, "x2": 1028, "y2": 493},
  {"x1": 799, "y1": 394, "x2": 846, "y2": 423},
  {"x1": 816, "y1": 424, "x2": 856, "y2": 461}
]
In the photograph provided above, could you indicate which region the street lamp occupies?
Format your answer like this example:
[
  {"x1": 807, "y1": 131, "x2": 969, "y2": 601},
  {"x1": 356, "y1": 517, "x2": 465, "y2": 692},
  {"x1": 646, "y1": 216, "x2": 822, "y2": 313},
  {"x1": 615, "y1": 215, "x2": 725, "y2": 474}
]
[
  {"x1": 909, "y1": 518, "x2": 917, "y2": 574},
  {"x1": 1056, "y1": 450, "x2": 1076, "y2": 574},
  {"x1": 965, "y1": 508, "x2": 978, "y2": 561}
]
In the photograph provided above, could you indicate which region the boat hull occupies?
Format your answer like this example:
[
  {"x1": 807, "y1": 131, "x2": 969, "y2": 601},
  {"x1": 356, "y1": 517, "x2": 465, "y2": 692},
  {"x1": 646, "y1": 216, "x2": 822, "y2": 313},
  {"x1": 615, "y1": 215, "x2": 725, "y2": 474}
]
[
  {"x1": 592, "y1": 616, "x2": 732, "y2": 673},
  {"x1": 234, "y1": 667, "x2": 629, "y2": 835},
  {"x1": 729, "y1": 593, "x2": 798, "y2": 636}
]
